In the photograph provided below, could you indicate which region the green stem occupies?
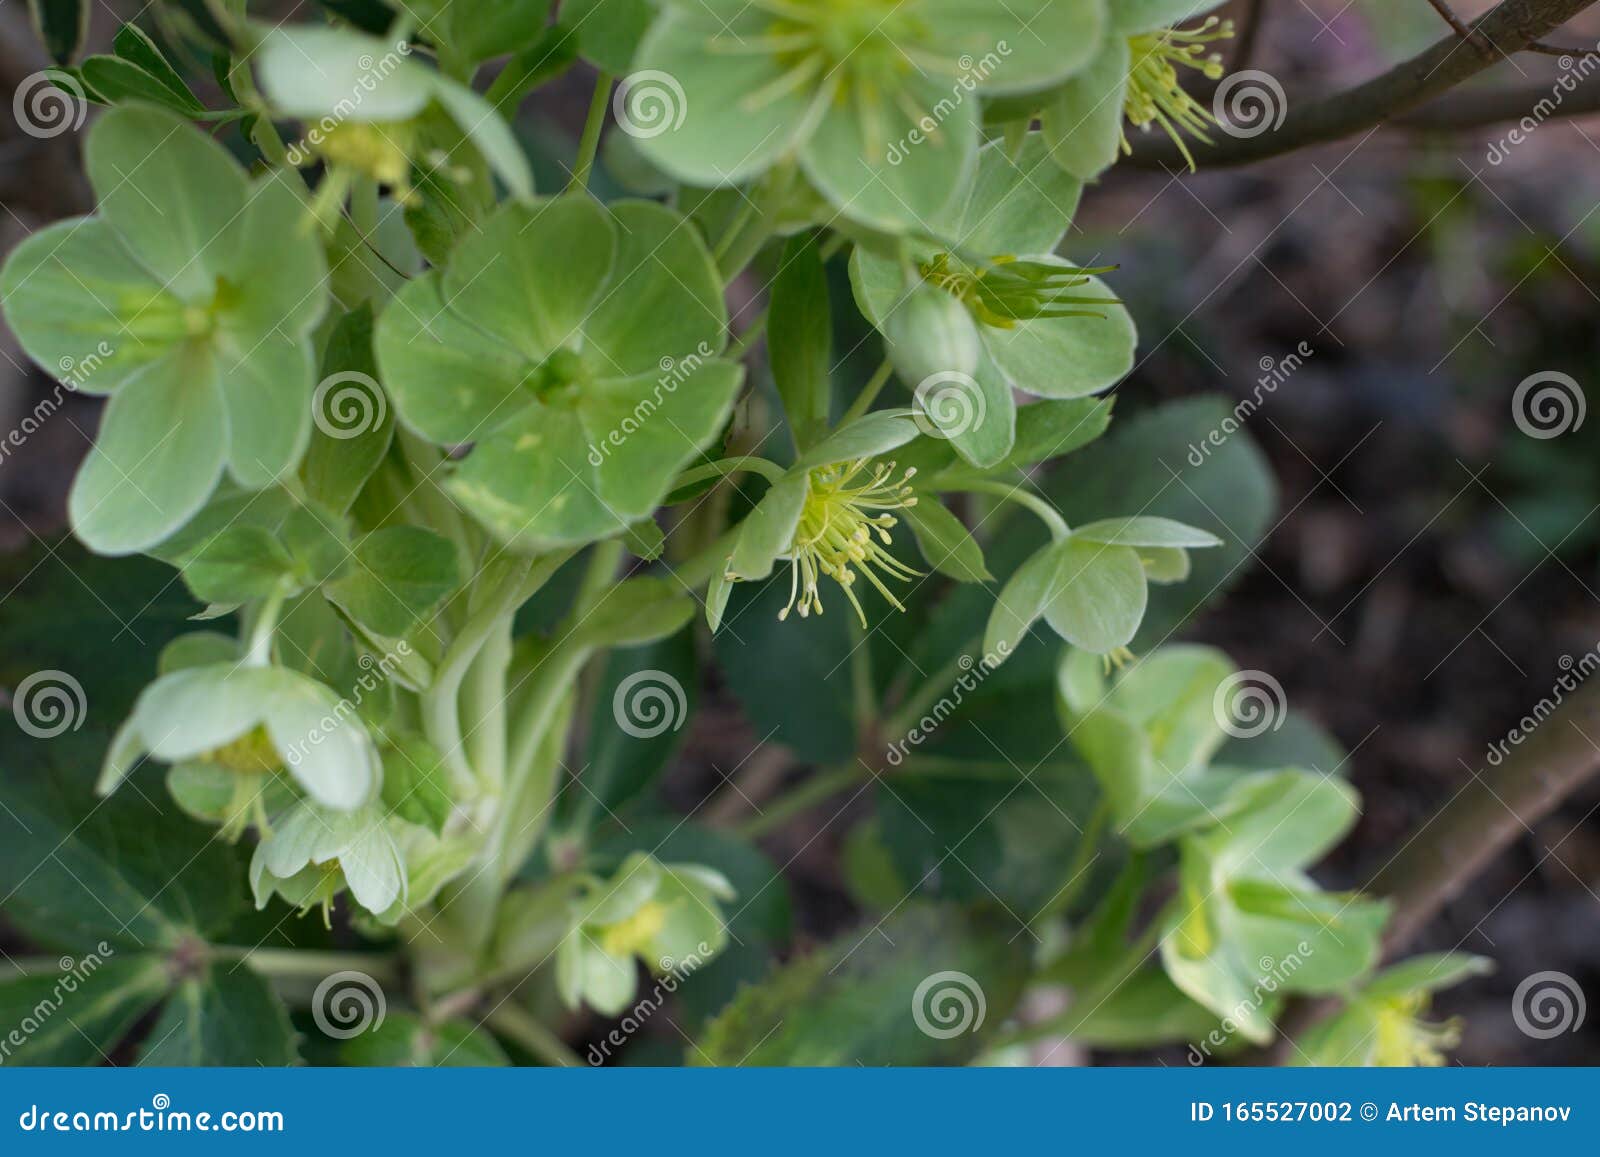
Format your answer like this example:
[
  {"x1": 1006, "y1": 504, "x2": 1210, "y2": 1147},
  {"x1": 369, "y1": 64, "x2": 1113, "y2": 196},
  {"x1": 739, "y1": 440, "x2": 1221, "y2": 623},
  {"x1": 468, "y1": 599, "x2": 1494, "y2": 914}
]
[
  {"x1": 570, "y1": 72, "x2": 614, "y2": 192},
  {"x1": 670, "y1": 526, "x2": 743, "y2": 590},
  {"x1": 243, "y1": 581, "x2": 292, "y2": 668},
  {"x1": 715, "y1": 161, "x2": 798, "y2": 281},
  {"x1": 726, "y1": 307, "x2": 771, "y2": 360},
  {"x1": 485, "y1": 1002, "x2": 582, "y2": 1067},
  {"x1": 221, "y1": 947, "x2": 402, "y2": 988},
  {"x1": 1032, "y1": 800, "x2": 1108, "y2": 926},
  {"x1": 840, "y1": 359, "x2": 896, "y2": 426},
  {"x1": 954, "y1": 480, "x2": 1071, "y2": 541},
  {"x1": 671, "y1": 456, "x2": 787, "y2": 493},
  {"x1": 737, "y1": 762, "x2": 870, "y2": 840}
]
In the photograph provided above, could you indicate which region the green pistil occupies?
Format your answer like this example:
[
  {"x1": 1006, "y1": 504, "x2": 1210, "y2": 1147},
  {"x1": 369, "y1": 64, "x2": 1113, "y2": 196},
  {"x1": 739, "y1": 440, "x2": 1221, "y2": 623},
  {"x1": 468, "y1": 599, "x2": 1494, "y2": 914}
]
[
  {"x1": 776, "y1": 457, "x2": 920, "y2": 626},
  {"x1": 919, "y1": 253, "x2": 1120, "y2": 329},
  {"x1": 1123, "y1": 17, "x2": 1234, "y2": 171}
]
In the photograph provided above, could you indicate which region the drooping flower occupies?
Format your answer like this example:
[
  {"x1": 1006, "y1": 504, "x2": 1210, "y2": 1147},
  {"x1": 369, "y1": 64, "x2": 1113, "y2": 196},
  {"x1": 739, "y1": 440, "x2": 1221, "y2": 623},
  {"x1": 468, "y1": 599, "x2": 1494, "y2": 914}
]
[
  {"x1": 1294, "y1": 953, "x2": 1492, "y2": 1067},
  {"x1": 1041, "y1": 0, "x2": 1234, "y2": 178},
  {"x1": 631, "y1": 0, "x2": 1109, "y2": 230},
  {"x1": 249, "y1": 799, "x2": 407, "y2": 923},
  {"x1": 0, "y1": 105, "x2": 328, "y2": 555},
  {"x1": 556, "y1": 853, "x2": 735, "y2": 1015},
  {"x1": 851, "y1": 136, "x2": 1136, "y2": 469}
]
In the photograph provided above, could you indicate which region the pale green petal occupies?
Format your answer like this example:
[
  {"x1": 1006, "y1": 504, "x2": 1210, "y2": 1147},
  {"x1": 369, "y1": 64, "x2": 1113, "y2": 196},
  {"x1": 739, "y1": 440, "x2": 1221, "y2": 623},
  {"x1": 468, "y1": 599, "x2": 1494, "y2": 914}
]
[
  {"x1": 979, "y1": 273, "x2": 1136, "y2": 398},
  {"x1": 216, "y1": 172, "x2": 329, "y2": 338},
  {"x1": 1040, "y1": 37, "x2": 1131, "y2": 181},
  {"x1": 132, "y1": 665, "x2": 279, "y2": 762},
  {"x1": 931, "y1": 133, "x2": 1084, "y2": 258},
  {"x1": 85, "y1": 106, "x2": 248, "y2": 301},
  {"x1": 1110, "y1": 0, "x2": 1228, "y2": 35},
  {"x1": 632, "y1": 9, "x2": 820, "y2": 186},
  {"x1": 68, "y1": 347, "x2": 228, "y2": 555},
  {"x1": 430, "y1": 76, "x2": 535, "y2": 200},
  {"x1": 265, "y1": 673, "x2": 379, "y2": 811},
  {"x1": 1040, "y1": 539, "x2": 1147, "y2": 653},
  {"x1": 921, "y1": 0, "x2": 1108, "y2": 93},
  {"x1": 255, "y1": 25, "x2": 436, "y2": 122},
  {"x1": 214, "y1": 329, "x2": 314, "y2": 489}
]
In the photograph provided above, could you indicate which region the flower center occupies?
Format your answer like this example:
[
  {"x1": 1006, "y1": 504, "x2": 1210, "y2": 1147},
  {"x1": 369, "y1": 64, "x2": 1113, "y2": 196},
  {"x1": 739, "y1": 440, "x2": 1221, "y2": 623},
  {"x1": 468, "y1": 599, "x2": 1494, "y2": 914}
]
[
  {"x1": 1372, "y1": 994, "x2": 1460, "y2": 1067},
  {"x1": 599, "y1": 900, "x2": 668, "y2": 958},
  {"x1": 919, "y1": 253, "x2": 1119, "y2": 329},
  {"x1": 1123, "y1": 17, "x2": 1234, "y2": 170},
  {"x1": 779, "y1": 457, "x2": 920, "y2": 625},
  {"x1": 206, "y1": 726, "x2": 282, "y2": 774}
]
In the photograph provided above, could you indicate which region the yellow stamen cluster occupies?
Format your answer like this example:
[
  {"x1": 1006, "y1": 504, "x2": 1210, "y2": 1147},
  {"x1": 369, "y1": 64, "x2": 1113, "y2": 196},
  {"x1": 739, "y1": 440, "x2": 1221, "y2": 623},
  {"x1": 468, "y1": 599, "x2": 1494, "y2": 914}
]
[
  {"x1": 780, "y1": 458, "x2": 920, "y2": 625},
  {"x1": 206, "y1": 726, "x2": 282, "y2": 774},
  {"x1": 309, "y1": 121, "x2": 416, "y2": 202},
  {"x1": 1372, "y1": 993, "x2": 1462, "y2": 1067},
  {"x1": 920, "y1": 253, "x2": 1119, "y2": 329},
  {"x1": 1123, "y1": 17, "x2": 1234, "y2": 171},
  {"x1": 599, "y1": 899, "x2": 668, "y2": 958}
]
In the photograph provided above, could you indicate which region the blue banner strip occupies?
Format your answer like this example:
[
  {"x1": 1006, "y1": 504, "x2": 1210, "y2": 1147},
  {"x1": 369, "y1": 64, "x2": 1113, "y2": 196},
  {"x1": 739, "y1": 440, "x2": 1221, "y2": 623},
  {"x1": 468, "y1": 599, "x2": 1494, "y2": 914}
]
[{"x1": 1, "y1": 1068, "x2": 1594, "y2": 1153}]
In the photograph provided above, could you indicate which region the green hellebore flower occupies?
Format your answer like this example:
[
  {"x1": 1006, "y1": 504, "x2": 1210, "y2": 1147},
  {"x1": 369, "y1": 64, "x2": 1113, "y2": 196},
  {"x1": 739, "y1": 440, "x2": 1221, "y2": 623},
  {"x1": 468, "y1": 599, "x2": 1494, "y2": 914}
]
[
  {"x1": 851, "y1": 136, "x2": 1136, "y2": 469},
  {"x1": 1160, "y1": 771, "x2": 1390, "y2": 1044},
  {"x1": 1294, "y1": 953, "x2": 1492, "y2": 1067},
  {"x1": 0, "y1": 104, "x2": 329, "y2": 555},
  {"x1": 1041, "y1": 0, "x2": 1233, "y2": 178},
  {"x1": 375, "y1": 195, "x2": 743, "y2": 552},
  {"x1": 100, "y1": 662, "x2": 381, "y2": 814},
  {"x1": 985, "y1": 515, "x2": 1221, "y2": 664},
  {"x1": 632, "y1": 0, "x2": 1108, "y2": 230},
  {"x1": 253, "y1": 24, "x2": 533, "y2": 201},
  {"x1": 715, "y1": 412, "x2": 924, "y2": 630},
  {"x1": 249, "y1": 799, "x2": 407, "y2": 922},
  {"x1": 556, "y1": 852, "x2": 735, "y2": 1016}
]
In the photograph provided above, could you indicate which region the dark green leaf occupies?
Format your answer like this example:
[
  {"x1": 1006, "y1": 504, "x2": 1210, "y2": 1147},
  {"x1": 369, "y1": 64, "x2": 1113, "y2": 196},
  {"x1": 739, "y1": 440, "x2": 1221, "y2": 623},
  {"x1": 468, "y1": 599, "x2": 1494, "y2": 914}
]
[
  {"x1": 341, "y1": 1011, "x2": 509, "y2": 1065},
  {"x1": 768, "y1": 233, "x2": 832, "y2": 452},
  {"x1": 0, "y1": 956, "x2": 168, "y2": 1065},
  {"x1": 138, "y1": 964, "x2": 299, "y2": 1065},
  {"x1": 181, "y1": 526, "x2": 294, "y2": 603},
  {"x1": 300, "y1": 305, "x2": 394, "y2": 515},
  {"x1": 380, "y1": 734, "x2": 453, "y2": 835},
  {"x1": 27, "y1": 0, "x2": 87, "y2": 64},
  {"x1": 326, "y1": 526, "x2": 459, "y2": 637}
]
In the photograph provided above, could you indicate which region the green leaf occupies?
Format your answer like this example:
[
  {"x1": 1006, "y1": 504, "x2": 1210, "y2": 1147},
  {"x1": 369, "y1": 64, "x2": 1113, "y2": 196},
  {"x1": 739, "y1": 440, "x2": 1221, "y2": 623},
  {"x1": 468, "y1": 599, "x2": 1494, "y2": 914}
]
[
  {"x1": 380, "y1": 733, "x2": 453, "y2": 835},
  {"x1": 693, "y1": 905, "x2": 1027, "y2": 1066},
  {"x1": 111, "y1": 24, "x2": 203, "y2": 107},
  {"x1": 181, "y1": 526, "x2": 295, "y2": 604},
  {"x1": 1045, "y1": 398, "x2": 1277, "y2": 646},
  {"x1": 80, "y1": 55, "x2": 204, "y2": 114},
  {"x1": 768, "y1": 233, "x2": 833, "y2": 453},
  {"x1": 1040, "y1": 36, "x2": 1130, "y2": 181},
  {"x1": 927, "y1": 134, "x2": 1084, "y2": 258},
  {"x1": 342, "y1": 1012, "x2": 509, "y2": 1066},
  {"x1": 27, "y1": 0, "x2": 87, "y2": 64},
  {"x1": 409, "y1": 0, "x2": 553, "y2": 63},
  {"x1": 0, "y1": 956, "x2": 168, "y2": 1065},
  {"x1": 300, "y1": 306, "x2": 395, "y2": 514},
  {"x1": 978, "y1": 273, "x2": 1135, "y2": 399},
  {"x1": 1364, "y1": 953, "x2": 1494, "y2": 1001},
  {"x1": 1072, "y1": 516, "x2": 1223, "y2": 548},
  {"x1": 575, "y1": 577, "x2": 695, "y2": 649},
  {"x1": 326, "y1": 527, "x2": 460, "y2": 638},
  {"x1": 138, "y1": 964, "x2": 300, "y2": 1065},
  {"x1": 903, "y1": 498, "x2": 991, "y2": 583},
  {"x1": 566, "y1": 0, "x2": 655, "y2": 73}
]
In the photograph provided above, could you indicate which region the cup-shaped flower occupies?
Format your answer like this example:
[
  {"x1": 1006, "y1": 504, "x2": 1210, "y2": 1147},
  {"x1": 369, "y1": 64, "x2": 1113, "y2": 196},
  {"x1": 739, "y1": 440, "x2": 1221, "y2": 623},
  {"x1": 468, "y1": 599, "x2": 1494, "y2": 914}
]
[
  {"x1": 99, "y1": 663, "x2": 381, "y2": 814},
  {"x1": 631, "y1": 0, "x2": 1108, "y2": 230},
  {"x1": 1160, "y1": 770, "x2": 1390, "y2": 1044},
  {"x1": 556, "y1": 852, "x2": 735, "y2": 1015},
  {"x1": 716, "y1": 412, "x2": 925, "y2": 629},
  {"x1": 249, "y1": 799, "x2": 407, "y2": 921},
  {"x1": 1294, "y1": 953, "x2": 1491, "y2": 1067},
  {"x1": 375, "y1": 195, "x2": 743, "y2": 552},
  {"x1": 0, "y1": 105, "x2": 329, "y2": 555},
  {"x1": 851, "y1": 136, "x2": 1135, "y2": 468},
  {"x1": 986, "y1": 515, "x2": 1220, "y2": 663},
  {"x1": 253, "y1": 24, "x2": 533, "y2": 201},
  {"x1": 1041, "y1": 0, "x2": 1233, "y2": 178}
]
